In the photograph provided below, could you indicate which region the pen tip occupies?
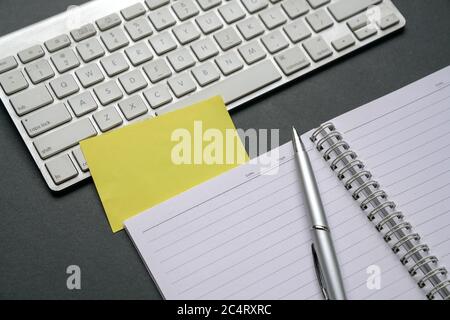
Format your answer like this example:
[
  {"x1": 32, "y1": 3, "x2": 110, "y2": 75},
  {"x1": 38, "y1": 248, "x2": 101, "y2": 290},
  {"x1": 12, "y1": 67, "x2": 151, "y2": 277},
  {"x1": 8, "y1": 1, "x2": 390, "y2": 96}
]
[{"x1": 292, "y1": 126, "x2": 305, "y2": 151}]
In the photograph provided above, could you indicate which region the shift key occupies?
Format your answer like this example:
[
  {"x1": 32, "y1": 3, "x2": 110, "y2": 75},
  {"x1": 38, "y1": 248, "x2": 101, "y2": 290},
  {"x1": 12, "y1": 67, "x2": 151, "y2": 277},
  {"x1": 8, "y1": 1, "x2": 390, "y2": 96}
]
[{"x1": 34, "y1": 118, "x2": 97, "y2": 159}]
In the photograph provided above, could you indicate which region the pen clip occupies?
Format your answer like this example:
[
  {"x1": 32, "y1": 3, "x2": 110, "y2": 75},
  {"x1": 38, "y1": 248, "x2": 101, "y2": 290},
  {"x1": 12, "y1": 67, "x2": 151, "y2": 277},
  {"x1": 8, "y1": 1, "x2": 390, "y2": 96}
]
[{"x1": 311, "y1": 243, "x2": 329, "y2": 300}]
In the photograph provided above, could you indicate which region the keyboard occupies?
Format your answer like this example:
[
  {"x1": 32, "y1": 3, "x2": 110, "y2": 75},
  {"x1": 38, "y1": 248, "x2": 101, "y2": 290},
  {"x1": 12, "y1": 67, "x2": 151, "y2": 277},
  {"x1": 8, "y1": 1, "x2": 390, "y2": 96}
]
[{"x1": 0, "y1": 0, "x2": 406, "y2": 191}]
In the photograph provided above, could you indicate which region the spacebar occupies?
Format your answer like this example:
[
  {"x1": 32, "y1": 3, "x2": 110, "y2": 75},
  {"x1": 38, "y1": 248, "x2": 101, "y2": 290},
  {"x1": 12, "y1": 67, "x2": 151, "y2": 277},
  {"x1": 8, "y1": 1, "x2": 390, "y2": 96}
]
[{"x1": 157, "y1": 60, "x2": 282, "y2": 115}]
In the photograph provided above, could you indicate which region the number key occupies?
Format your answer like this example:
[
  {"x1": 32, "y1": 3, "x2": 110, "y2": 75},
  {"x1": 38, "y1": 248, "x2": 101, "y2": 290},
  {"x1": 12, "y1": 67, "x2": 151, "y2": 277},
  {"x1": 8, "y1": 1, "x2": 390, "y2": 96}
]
[
  {"x1": 76, "y1": 38, "x2": 105, "y2": 63},
  {"x1": 124, "y1": 17, "x2": 153, "y2": 41},
  {"x1": 25, "y1": 59, "x2": 55, "y2": 84},
  {"x1": 172, "y1": 0, "x2": 199, "y2": 21},
  {"x1": 50, "y1": 49, "x2": 80, "y2": 73},
  {"x1": 148, "y1": 7, "x2": 176, "y2": 31},
  {"x1": 100, "y1": 28, "x2": 130, "y2": 52}
]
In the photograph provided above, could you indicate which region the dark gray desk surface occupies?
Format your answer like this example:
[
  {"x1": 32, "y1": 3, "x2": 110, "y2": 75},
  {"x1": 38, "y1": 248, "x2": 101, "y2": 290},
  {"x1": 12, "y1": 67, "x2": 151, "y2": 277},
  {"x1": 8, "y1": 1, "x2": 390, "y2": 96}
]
[{"x1": 0, "y1": 0, "x2": 449, "y2": 299}]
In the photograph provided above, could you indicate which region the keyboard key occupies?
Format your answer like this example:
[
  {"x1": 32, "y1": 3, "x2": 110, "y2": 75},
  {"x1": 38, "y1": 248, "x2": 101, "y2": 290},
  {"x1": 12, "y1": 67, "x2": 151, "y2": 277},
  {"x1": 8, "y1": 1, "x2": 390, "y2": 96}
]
[
  {"x1": 173, "y1": 21, "x2": 201, "y2": 45},
  {"x1": 172, "y1": 0, "x2": 199, "y2": 21},
  {"x1": 214, "y1": 28, "x2": 242, "y2": 51},
  {"x1": 143, "y1": 59, "x2": 172, "y2": 83},
  {"x1": 143, "y1": 84, "x2": 173, "y2": 108},
  {"x1": 44, "y1": 34, "x2": 71, "y2": 53},
  {"x1": 259, "y1": 7, "x2": 287, "y2": 30},
  {"x1": 18, "y1": 45, "x2": 45, "y2": 64},
  {"x1": 25, "y1": 59, "x2": 55, "y2": 84},
  {"x1": 76, "y1": 38, "x2": 105, "y2": 63},
  {"x1": 118, "y1": 95, "x2": 149, "y2": 120},
  {"x1": 196, "y1": 0, "x2": 222, "y2": 11},
  {"x1": 22, "y1": 103, "x2": 72, "y2": 137},
  {"x1": 50, "y1": 74, "x2": 80, "y2": 99},
  {"x1": 191, "y1": 62, "x2": 220, "y2": 87},
  {"x1": 0, "y1": 70, "x2": 28, "y2": 95},
  {"x1": 75, "y1": 64, "x2": 105, "y2": 88},
  {"x1": 305, "y1": 9, "x2": 334, "y2": 33},
  {"x1": 149, "y1": 31, "x2": 177, "y2": 55},
  {"x1": 167, "y1": 48, "x2": 196, "y2": 72},
  {"x1": 237, "y1": 17, "x2": 265, "y2": 40},
  {"x1": 34, "y1": 118, "x2": 97, "y2": 159},
  {"x1": 100, "y1": 52, "x2": 130, "y2": 77},
  {"x1": 158, "y1": 60, "x2": 281, "y2": 114},
  {"x1": 148, "y1": 7, "x2": 176, "y2": 31},
  {"x1": 261, "y1": 30, "x2": 289, "y2": 54},
  {"x1": 10, "y1": 84, "x2": 52, "y2": 116},
  {"x1": 354, "y1": 25, "x2": 377, "y2": 41},
  {"x1": 46, "y1": 155, "x2": 78, "y2": 185},
  {"x1": 306, "y1": 0, "x2": 330, "y2": 9},
  {"x1": 96, "y1": 13, "x2": 122, "y2": 31},
  {"x1": 94, "y1": 80, "x2": 123, "y2": 106},
  {"x1": 215, "y1": 52, "x2": 244, "y2": 76},
  {"x1": 125, "y1": 42, "x2": 154, "y2": 66},
  {"x1": 118, "y1": 69, "x2": 148, "y2": 94},
  {"x1": 241, "y1": 0, "x2": 268, "y2": 14},
  {"x1": 68, "y1": 91, "x2": 98, "y2": 117},
  {"x1": 283, "y1": 19, "x2": 311, "y2": 43},
  {"x1": 145, "y1": 0, "x2": 170, "y2": 10},
  {"x1": 377, "y1": 13, "x2": 400, "y2": 30},
  {"x1": 218, "y1": 1, "x2": 246, "y2": 24},
  {"x1": 50, "y1": 49, "x2": 80, "y2": 73},
  {"x1": 93, "y1": 106, "x2": 123, "y2": 132},
  {"x1": 101, "y1": 27, "x2": 130, "y2": 52},
  {"x1": 281, "y1": 0, "x2": 309, "y2": 19},
  {"x1": 238, "y1": 40, "x2": 267, "y2": 65},
  {"x1": 275, "y1": 46, "x2": 310, "y2": 76},
  {"x1": 328, "y1": 0, "x2": 382, "y2": 22},
  {"x1": 347, "y1": 14, "x2": 369, "y2": 31},
  {"x1": 191, "y1": 38, "x2": 219, "y2": 61},
  {"x1": 196, "y1": 11, "x2": 223, "y2": 34},
  {"x1": 168, "y1": 73, "x2": 197, "y2": 98},
  {"x1": 71, "y1": 23, "x2": 97, "y2": 42},
  {"x1": 72, "y1": 147, "x2": 89, "y2": 172},
  {"x1": 121, "y1": 3, "x2": 147, "y2": 21},
  {"x1": 124, "y1": 16, "x2": 153, "y2": 41},
  {"x1": 332, "y1": 34, "x2": 355, "y2": 51},
  {"x1": 302, "y1": 36, "x2": 333, "y2": 62},
  {"x1": 0, "y1": 56, "x2": 18, "y2": 74}
]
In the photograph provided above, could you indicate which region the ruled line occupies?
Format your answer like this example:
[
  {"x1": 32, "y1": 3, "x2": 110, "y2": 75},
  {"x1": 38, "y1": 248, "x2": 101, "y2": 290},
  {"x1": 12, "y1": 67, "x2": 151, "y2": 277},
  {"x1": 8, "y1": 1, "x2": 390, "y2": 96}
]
[
  {"x1": 350, "y1": 95, "x2": 450, "y2": 144},
  {"x1": 343, "y1": 83, "x2": 450, "y2": 135}
]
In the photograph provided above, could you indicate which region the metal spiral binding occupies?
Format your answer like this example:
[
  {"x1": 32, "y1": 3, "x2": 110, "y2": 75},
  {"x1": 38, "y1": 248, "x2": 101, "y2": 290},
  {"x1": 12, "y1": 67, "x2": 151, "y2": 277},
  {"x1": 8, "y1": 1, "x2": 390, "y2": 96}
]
[{"x1": 310, "y1": 122, "x2": 450, "y2": 300}]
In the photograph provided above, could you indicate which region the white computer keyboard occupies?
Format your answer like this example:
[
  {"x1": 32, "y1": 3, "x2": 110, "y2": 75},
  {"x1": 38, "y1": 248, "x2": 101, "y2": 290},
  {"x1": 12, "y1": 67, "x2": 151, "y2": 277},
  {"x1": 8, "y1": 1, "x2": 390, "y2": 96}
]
[{"x1": 0, "y1": 0, "x2": 405, "y2": 191}]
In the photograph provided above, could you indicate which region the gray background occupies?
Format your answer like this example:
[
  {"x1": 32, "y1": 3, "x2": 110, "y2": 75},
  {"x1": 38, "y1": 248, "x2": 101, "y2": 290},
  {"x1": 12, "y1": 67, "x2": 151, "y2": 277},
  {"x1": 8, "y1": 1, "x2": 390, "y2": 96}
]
[{"x1": 0, "y1": 0, "x2": 449, "y2": 299}]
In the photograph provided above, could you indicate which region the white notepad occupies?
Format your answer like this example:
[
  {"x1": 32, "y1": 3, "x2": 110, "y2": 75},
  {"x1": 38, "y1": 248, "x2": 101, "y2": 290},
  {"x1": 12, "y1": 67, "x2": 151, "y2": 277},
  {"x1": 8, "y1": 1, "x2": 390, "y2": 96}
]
[{"x1": 125, "y1": 66, "x2": 450, "y2": 300}]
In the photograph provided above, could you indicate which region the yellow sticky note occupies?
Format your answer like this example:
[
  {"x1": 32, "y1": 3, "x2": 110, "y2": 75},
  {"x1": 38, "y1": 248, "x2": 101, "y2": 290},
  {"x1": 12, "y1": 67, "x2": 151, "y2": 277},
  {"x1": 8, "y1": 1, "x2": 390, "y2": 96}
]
[{"x1": 80, "y1": 96, "x2": 248, "y2": 232}]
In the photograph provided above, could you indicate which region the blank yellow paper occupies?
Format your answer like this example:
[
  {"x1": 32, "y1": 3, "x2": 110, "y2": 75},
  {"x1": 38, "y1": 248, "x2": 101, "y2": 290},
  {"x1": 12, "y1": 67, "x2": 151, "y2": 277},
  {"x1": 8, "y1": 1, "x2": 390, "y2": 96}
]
[{"x1": 80, "y1": 96, "x2": 247, "y2": 232}]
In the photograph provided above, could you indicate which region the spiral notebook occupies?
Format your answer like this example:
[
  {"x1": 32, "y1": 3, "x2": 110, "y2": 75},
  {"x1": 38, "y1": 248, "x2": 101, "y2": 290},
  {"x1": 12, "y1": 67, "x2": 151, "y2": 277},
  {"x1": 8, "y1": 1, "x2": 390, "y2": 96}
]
[{"x1": 125, "y1": 66, "x2": 450, "y2": 300}]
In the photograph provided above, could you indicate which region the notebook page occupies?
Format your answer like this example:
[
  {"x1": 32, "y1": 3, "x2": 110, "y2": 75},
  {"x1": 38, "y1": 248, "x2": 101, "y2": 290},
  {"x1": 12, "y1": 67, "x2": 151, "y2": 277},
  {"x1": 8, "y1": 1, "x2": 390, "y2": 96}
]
[
  {"x1": 125, "y1": 142, "x2": 422, "y2": 300},
  {"x1": 322, "y1": 66, "x2": 450, "y2": 298}
]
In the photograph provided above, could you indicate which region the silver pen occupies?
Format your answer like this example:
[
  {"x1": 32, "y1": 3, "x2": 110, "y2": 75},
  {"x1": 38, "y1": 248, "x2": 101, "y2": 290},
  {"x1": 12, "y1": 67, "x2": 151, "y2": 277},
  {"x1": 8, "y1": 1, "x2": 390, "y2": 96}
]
[{"x1": 292, "y1": 127, "x2": 347, "y2": 300}]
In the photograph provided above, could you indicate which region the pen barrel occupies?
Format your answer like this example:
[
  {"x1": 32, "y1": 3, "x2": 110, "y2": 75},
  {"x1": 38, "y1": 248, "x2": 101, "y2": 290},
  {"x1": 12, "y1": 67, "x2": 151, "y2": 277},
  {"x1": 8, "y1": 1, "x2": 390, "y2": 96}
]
[
  {"x1": 294, "y1": 143, "x2": 346, "y2": 300},
  {"x1": 296, "y1": 150, "x2": 329, "y2": 227},
  {"x1": 313, "y1": 229, "x2": 347, "y2": 300}
]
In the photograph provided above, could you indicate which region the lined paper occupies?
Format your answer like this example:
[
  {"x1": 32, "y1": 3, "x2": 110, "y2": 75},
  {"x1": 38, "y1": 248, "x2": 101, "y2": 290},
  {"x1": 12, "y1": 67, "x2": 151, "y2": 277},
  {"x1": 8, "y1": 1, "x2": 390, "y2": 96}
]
[
  {"x1": 335, "y1": 67, "x2": 450, "y2": 286},
  {"x1": 126, "y1": 66, "x2": 450, "y2": 300}
]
